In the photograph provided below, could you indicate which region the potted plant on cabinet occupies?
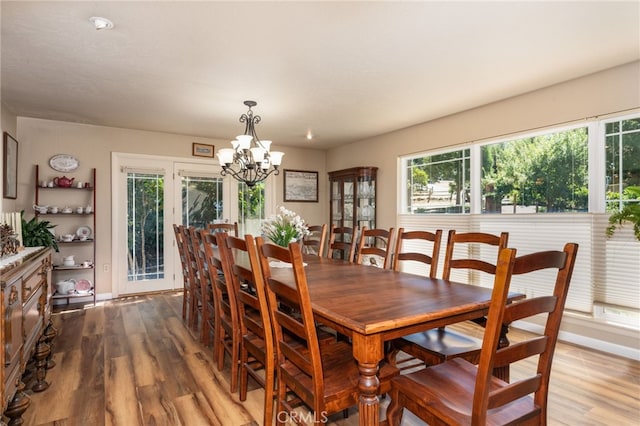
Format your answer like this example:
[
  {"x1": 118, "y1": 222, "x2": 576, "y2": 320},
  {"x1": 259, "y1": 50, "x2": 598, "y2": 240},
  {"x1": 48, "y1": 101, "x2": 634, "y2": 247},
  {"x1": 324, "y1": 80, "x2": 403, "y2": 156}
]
[{"x1": 21, "y1": 211, "x2": 59, "y2": 251}]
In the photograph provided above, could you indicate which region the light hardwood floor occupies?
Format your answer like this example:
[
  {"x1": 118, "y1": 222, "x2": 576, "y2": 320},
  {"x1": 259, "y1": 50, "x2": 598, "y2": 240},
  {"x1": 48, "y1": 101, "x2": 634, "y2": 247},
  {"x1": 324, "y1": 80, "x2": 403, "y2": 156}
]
[{"x1": 20, "y1": 292, "x2": 640, "y2": 425}]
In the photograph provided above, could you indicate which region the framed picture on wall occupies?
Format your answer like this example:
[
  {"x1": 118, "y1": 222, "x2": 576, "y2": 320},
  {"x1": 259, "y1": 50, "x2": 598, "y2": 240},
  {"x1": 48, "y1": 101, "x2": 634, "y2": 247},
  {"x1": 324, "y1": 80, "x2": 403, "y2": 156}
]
[
  {"x1": 283, "y1": 169, "x2": 318, "y2": 202},
  {"x1": 3, "y1": 132, "x2": 18, "y2": 199},
  {"x1": 192, "y1": 142, "x2": 214, "y2": 158}
]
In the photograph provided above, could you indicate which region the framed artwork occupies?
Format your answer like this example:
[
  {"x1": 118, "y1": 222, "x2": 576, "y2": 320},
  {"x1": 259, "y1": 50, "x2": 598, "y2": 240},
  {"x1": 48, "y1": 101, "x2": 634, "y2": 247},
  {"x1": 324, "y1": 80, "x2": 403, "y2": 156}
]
[
  {"x1": 284, "y1": 169, "x2": 318, "y2": 202},
  {"x1": 3, "y1": 132, "x2": 18, "y2": 199},
  {"x1": 192, "y1": 142, "x2": 214, "y2": 158}
]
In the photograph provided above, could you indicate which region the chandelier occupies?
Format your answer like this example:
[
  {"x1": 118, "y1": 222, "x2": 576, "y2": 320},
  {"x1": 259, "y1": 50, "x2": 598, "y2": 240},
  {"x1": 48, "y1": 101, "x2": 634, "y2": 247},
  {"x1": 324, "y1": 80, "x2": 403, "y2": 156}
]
[{"x1": 216, "y1": 100, "x2": 284, "y2": 187}]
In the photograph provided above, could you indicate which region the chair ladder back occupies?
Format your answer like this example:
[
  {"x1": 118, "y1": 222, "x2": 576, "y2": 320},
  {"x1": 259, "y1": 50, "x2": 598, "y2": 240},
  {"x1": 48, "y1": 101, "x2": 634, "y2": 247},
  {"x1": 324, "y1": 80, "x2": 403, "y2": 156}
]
[
  {"x1": 470, "y1": 247, "x2": 517, "y2": 424},
  {"x1": 224, "y1": 235, "x2": 264, "y2": 337},
  {"x1": 327, "y1": 225, "x2": 358, "y2": 262},
  {"x1": 256, "y1": 238, "x2": 326, "y2": 407},
  {"x1": 207, "y1": 221, "x2": 239, "y2": 237},
  {"x1": 303, "y1": 224, "x2": 328, "y2": 256},
  {"x1": 473, "y1": 243, "x2": 578, "y2": 422},
  {"x1": 442, "y1": 230, "x2": 509, "y2": 281},
  {"x1": 223, "y1": 233, "x2": 278, "y2": 424},
  {"x1": 356, "y1": 227, "x2": 396, "y2": 269},
  {"x1": 174, "y1": 224, "x2": 193, "y2": 323},
  {"x1": 392, "y1": 228, "x2": 443, "y2": 278},
  {"x1": 173, "y1": 225, "x2": 189, "y2": 277}
]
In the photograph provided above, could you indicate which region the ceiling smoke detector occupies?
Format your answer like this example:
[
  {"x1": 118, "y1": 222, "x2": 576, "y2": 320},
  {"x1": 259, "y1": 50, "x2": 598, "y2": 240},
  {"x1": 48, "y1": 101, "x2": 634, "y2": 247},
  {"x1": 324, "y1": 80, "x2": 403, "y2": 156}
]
[{"x1": 89, "y1": 16, "x2": 114, "y2": 30}]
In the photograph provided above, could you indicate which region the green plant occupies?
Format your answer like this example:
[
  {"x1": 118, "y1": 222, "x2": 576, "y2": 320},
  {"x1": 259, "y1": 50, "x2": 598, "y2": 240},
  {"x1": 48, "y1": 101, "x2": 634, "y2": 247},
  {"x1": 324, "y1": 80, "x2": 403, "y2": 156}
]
[
  {"x1": 21, "y1": 211, "x2": 59, "y2": 251},
  {"x1": 606, "y1": 186, "x2": 640, "y2": 241}
]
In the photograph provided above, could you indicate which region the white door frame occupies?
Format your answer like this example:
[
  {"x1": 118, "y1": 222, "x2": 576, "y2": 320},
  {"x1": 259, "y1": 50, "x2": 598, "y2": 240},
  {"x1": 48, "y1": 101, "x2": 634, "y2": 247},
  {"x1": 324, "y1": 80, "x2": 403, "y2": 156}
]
[{"x1": 111, "y1": 152, "x2": 226, "y2": 297}]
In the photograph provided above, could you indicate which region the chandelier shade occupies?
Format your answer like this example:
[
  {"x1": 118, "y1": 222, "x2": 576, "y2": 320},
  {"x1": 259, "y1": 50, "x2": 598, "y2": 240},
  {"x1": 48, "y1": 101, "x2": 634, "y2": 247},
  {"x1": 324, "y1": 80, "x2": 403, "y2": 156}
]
[{"x1": 216, "y1": 100, "x2": 284, "y2": 187}]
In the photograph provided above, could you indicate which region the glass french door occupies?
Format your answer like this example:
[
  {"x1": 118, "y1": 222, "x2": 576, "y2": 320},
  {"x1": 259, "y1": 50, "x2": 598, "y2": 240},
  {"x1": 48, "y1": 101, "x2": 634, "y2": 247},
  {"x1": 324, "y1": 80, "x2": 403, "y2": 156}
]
[{"x1": 113, "y1": 154, "x2": 231, "y2": 296}]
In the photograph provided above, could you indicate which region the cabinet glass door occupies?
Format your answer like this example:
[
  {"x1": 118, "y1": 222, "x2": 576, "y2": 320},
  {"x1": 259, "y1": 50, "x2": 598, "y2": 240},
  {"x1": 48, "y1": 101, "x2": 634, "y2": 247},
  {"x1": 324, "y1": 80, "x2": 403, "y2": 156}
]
[
  {"x1": 331, "y1": 180, "x2": 342, "y2": 228},
  {"x1": 343, "y1": 178, "x2": 355, "y2": 228}
]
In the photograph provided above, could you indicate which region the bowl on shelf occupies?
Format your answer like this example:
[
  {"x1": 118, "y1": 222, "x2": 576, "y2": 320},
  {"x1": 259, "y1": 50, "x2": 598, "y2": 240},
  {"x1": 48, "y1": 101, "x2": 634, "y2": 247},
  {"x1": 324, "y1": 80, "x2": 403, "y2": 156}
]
[{"x1": 55, "y1": 279, "x2": 76, "y2": 295}]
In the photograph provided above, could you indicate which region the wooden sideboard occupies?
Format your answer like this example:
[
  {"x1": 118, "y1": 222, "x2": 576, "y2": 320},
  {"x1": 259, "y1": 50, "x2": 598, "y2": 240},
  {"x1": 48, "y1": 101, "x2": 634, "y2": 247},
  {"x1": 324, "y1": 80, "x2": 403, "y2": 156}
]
[{"x1": 0, "y1": 247, "x2": 55, "y2": 424}]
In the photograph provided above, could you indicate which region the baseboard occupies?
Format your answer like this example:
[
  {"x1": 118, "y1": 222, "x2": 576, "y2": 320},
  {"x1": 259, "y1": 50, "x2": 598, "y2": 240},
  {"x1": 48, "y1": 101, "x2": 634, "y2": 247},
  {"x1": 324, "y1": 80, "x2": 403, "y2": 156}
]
[{"x1": 514, "y1": 315, "x2": 640, "y2": 361}]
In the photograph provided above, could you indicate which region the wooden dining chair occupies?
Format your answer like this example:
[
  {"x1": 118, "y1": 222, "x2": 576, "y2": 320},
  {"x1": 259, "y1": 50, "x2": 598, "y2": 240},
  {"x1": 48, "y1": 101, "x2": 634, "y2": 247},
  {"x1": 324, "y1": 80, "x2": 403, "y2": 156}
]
[
  {"x1": 181, "y1": 226, "x2": 203, "y2": 333},
  {"x1": 391, "y1": 230, "x2": 509, "y2": 375},
  {"x1": 326, "y1": 225, "x2": 358, "y2": 262},
  {"x1": 191, "y1": 228, "x2": 214, "y2": 344},
  {"x1": 173, "y1": 224, "x2": 196, "y2": 326},
  {"x1": 207, "y1": 221, "x2": 239, "y2": 237},
  {"x1": 219, "y1": 233, "x2": 277, "y2": 425},
  {"x1": 355, "y1": 226, "x2": 395, "y2": 269},
  {"x1": 201, "y1": 231, "x2": 241, "y2": 392},
  {"x1": 302, "y1": 224, "x2": 328, "y2": 256},
  {"x1": 392, "y1": 228, "x2": 443, "y2": 278},
  {"x1": 256, "y1": 238, "x2": 399, "y2": 424},
  {"x1": 386, "y1": 243, "x2": 578, "y2": 426}
]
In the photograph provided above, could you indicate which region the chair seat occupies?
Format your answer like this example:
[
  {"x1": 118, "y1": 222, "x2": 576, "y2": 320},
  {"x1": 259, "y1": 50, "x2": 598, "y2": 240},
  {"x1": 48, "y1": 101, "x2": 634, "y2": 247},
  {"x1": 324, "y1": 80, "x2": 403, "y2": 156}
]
[
  {"x1": 281, "y1": 340, "x2": 398, "y2": 415},
  {"x1": 391, "y1": 358, "x2": 540, "y2": 426},
  {"x1": 395, "y1": 328, "x2": 482, "y2": 365}
]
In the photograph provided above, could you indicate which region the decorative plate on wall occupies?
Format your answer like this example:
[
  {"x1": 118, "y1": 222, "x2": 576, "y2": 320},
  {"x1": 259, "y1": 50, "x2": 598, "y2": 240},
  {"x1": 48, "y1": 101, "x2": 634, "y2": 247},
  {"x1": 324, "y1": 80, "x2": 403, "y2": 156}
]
[{"x1": 49, "y1": 154, "x2": 79, "y2": 172}]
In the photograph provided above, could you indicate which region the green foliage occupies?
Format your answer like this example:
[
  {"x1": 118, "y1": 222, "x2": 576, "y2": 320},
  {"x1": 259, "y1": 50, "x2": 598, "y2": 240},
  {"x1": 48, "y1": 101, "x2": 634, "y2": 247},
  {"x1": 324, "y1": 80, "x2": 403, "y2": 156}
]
[
  {"x1": 411, "y1": 167, "x2": 428, "y2": 188},
  {"x1": 238, "y1": 182, "x2": 265, "y2": 219},
  {"x1": 481, "y1": 128, "x2": 588, "y2": 212},
  {"x1": 184, "y1": 179, "x2": 223, "y2": 227},
  {"x1": 21, "y1": 211, "x2": 58, "y2": 251},
  {"x1": 127, "y1": 174, "x2": 164, "y2": 278},
  {"x1": 606, "y1": 186, "x2": 640, "y2": 241}
]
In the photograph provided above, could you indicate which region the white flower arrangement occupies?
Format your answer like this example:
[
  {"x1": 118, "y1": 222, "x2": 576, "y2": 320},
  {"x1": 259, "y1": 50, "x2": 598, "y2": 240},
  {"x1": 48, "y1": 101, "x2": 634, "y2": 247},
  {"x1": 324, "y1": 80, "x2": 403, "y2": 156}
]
[{"x1": 261, "y1": 206, "x2": 310, "y2": 247}]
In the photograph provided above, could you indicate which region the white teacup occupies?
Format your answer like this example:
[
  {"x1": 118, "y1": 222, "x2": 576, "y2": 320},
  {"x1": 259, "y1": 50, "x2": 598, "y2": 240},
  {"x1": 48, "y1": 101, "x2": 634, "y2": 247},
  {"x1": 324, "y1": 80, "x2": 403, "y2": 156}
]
[
  {"x1": 76, "y1": 206, "x2": 84, "y2": 214},
  {"x1": 33, "y1": 204, "x2": 48, "y2": 214},
  {"x1": 85, "y1": 205, "x2": 93, "y2": 214},
  {"x1": 49, "y1": 206, "x2": 59, "y2": 214}
]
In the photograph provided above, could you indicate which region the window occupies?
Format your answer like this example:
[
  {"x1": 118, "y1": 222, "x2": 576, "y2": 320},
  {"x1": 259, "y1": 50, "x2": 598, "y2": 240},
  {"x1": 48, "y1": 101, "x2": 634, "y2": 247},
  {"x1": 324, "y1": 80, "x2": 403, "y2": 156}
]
[
  {"x1": 605, "y1": 117, "x2": 640, "y2": 212},
  {"x1": 181, "y1": 175, "x2": 224, "y2": 228},
  {"x1": 238, "y1": 181, "x2": 265, "y2": 235},
  {"x1": 127, "y1": 172, "x2": 164, "y2": 281},
  {"x1": 481, "y1": 127, "x2": 588, "y2": 214},
  {"x1": 403, "y1": 127, "x2": 590, "y2": 215},
  {"x1": 398, "y1": 113, "x2": 640, "y2": 328},
  {"x1": 402, "y1": 149, "x2": 470, "y2": 214}
]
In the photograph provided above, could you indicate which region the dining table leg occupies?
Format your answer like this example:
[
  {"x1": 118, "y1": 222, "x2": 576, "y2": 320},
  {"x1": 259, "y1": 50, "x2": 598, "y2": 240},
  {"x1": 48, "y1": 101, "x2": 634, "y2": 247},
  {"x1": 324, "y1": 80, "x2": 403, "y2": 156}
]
[{"x1": 352, "y1": 333, "x2": 384, "y2": 426}]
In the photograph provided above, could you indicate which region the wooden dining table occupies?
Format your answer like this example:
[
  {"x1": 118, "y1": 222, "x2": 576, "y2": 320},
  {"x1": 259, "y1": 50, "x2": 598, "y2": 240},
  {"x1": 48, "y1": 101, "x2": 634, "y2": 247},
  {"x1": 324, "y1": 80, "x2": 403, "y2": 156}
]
[{"x1": 269, "y1": 254, "x2": 524, "y2": 426}]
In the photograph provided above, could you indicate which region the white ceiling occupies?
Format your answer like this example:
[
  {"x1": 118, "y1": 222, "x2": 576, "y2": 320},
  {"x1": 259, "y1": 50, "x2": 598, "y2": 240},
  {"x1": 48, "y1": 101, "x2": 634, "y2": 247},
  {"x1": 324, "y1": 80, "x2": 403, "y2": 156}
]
[{"x1": 2, "y1": 1, "x2": 639, "y2": 149}]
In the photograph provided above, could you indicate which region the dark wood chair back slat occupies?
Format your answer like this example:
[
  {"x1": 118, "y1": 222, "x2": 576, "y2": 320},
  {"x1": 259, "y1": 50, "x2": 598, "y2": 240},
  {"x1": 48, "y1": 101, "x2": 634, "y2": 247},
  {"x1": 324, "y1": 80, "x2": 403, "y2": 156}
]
[
  {"x1": 326, "y1": 225, "x2": 358, "y2": 262},
  {"x1": 302, "y1": 224, "x2": 328, "y2": 256},
  {"x1": 392, "y1": 228, "x2": 443, "y2": 278},
  {"x1": 207, "y1": 221, "x2": 239, "y2": 237},
  {"x1": 173, "y1": 224, "x2": 195, "y2": 324},
  {"x1": 356, "y1": 226, "x2": 395, "y2": 269},
  {"x1": 442, "y1": 230, "x2": 509, "y2": 280}
]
